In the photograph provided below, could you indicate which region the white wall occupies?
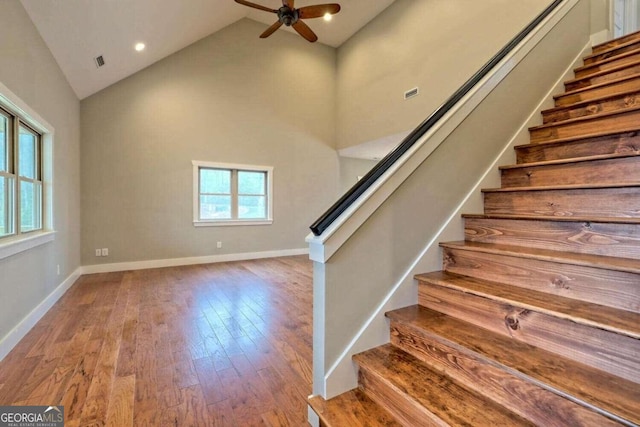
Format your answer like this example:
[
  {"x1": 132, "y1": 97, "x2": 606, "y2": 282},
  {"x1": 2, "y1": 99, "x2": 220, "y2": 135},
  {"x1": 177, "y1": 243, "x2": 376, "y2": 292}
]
[
  {"x1": 0, "y1": 2, "x2": 81, "y2": 352},
  {"x1": 80, "y1": 19, "x2": 339, "y2": 266},
  {"x1": 339, "y1": 157, "x2": 378, "y2": 193}
]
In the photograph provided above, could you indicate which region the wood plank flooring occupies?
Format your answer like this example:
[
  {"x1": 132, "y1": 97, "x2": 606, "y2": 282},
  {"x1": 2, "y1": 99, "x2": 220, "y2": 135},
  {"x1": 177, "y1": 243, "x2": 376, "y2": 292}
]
[{"x1": 0, "y1": 256, "x2": 313, "y2": 426}]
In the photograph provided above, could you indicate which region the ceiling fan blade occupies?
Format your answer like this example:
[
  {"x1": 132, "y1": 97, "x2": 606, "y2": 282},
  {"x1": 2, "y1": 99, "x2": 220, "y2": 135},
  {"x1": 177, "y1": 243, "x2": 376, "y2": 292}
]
[
  {"x1": 234, "y1": 0, "x2": 277, "y2": 13},
  {"x1": 298, "y1": 4, "x2": 341, "y2": 19},
  {"x1": 292, "y1": 19, "x2": 318, "y2": 42},
  {"x1": 260, "y1": 21, "x2": 283, "y2": 38},
  {"x1": 283, "y1": 0, "x2": 294, "y2": 8}
]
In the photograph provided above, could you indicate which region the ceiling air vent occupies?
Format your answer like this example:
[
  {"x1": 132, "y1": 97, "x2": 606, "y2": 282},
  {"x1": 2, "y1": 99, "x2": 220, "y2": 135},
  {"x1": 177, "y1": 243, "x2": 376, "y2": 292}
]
[
  {"x1": 94, "y1": 55, "x2": 105, "y2": 68},
  {"x1": 404, "y1": 87, "x2": 419, "y2": 100}
]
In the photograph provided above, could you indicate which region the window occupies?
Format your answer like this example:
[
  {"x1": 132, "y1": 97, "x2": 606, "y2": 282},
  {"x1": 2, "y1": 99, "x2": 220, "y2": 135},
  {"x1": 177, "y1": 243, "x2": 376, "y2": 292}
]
[
  {"x1": 193, "y1": 161, "x2": 273, "y2": 226},
  {"x1": 0, "y1": 80, "x2": 54, "y2": 260},
  {"x1": 0, "y1": 108, "x2": 43, "y2": 238}
]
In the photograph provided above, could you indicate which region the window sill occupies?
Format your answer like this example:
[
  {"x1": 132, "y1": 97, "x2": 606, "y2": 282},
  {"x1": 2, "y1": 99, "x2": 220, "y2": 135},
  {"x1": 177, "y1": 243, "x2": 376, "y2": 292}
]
[
  {"x1": 194, "y1": 219, "x2": 273, "y2": 227},
  {"x1": 0, "y1": 230, "x2": 56, "y2": 260}
]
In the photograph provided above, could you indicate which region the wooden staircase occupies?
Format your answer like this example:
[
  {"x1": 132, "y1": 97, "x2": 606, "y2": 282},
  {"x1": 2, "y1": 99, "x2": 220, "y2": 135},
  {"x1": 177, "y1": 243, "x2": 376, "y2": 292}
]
[{"x1": 309, "y1": 32, "x2": 640, "y2": 426}]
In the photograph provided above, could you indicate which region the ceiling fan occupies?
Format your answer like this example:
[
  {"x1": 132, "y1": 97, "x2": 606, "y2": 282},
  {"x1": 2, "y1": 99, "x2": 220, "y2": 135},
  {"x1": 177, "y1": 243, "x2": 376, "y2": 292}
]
[{"x1": 235, "y1": 0, "x2": 341, "y2": 43}]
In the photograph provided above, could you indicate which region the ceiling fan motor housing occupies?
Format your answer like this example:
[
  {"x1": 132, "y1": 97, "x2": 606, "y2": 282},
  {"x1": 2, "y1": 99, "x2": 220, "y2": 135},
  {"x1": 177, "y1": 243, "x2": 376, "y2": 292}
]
[{"x1": 278, "y1": 6, "x2": 299, "y2": 26}]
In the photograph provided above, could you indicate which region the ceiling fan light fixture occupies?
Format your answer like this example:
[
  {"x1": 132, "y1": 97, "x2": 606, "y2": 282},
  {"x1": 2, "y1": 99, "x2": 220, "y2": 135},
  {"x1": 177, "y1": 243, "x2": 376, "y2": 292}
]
[
  {"x1": 134, "y1": 42, "x2": 146, "y2": 52},
  {"x1": 323, "y1": 12, "x2": 332, "y2": 21}
]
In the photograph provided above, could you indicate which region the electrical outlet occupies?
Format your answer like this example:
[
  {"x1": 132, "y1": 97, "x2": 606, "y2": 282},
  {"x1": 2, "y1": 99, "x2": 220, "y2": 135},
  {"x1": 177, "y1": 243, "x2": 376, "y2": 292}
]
[
  {"x1": 101, "y1": 248, "x2": 109, "y2": 256},
  {"x1": 217, "y1": 241, "x2": 222, "y2": 249},
  {"x1": 95, "y1": 249, "x2": 101, "y2": 257}
]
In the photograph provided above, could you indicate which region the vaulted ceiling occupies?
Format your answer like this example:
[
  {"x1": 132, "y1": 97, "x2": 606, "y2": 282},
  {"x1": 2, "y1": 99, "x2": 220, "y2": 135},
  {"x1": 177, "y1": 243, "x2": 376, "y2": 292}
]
[{"x1": 21, "y1": 0, "x2": 395, "y2": 99}]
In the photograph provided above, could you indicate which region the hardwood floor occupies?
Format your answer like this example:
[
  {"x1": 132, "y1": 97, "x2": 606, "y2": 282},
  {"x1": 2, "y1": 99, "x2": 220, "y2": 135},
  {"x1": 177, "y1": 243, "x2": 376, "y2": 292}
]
[{"x1": 0, "y1": 256, "x2": 313, "y2": 426}]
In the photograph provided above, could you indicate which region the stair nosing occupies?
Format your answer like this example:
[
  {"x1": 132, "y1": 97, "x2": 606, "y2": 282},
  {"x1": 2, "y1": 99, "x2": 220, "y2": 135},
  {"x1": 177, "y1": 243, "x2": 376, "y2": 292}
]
[
  {"x1": 386, "y1": 305, "x2": 640, "y2": 427},
  {"x1": 592, "y1": 29, "x2": 640, "y2": 52},
  {"x1": 584, "y1": 38, "x2": 640, "y2": 60},
  {"x1": 415, "y1": 271, "x2": 640, "y2": 339},
  {"x1": 514, "y1": 129, "x2": 640, "y2": 150},
  {"x1": 565, "y1": 59, "x2": 640, "y2": 86},
  {"x1": 542, "y1": 90, "x2": 640, "y2": 115},
  {"x1": 439, "y1": 240, "x2": 640, "y2": 274},
  {"x1": 481, "y1": 182, "x2": 640, "y2": 192},
  {"x1": 461, "y1": 213, "x2": 640, "y2": 224},
  {"x1": 554, "y1": 74, "x2": 640, "y2": 99},
  {"x1": 529, "y1": 104, "x2": 640, "y2": 131},
  {"x1": 575, "y1": 46, "x2": 640, "y2": 72},
  {"x1": 498, "y1": 152, "x2": 640, "y2": 170}
]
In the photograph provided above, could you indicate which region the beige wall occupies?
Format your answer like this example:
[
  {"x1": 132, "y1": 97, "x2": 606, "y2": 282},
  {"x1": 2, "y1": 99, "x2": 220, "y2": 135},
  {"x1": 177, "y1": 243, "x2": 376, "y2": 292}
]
[
  {"x1": 336, "y1": 0, "x2": 555, "y2": 150},
  {"x1": 591, "y1": 0, "x2": 611, "y2": 34},
  {"x1": 339, "y1": 157, "x2": 378, "y2": 193},
  {"x1": 81, "y1": 19, "x2": 338, "y2": 265},
  {"x1": 0, "y1": 3, "x2": 81, "y2": 341}
]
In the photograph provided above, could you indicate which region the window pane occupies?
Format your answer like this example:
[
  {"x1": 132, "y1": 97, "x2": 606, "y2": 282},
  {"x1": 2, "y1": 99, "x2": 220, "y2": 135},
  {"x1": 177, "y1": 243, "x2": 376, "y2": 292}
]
[
  {"x1": 20, "y1": 179, "x2": 41, "y2": 232},
  {"x1": 238, "y1": 195, "x2": 266, "y2": 219},
  {"x1": 0, "y1": 115, "x2": 7, "y2": 172},
  {"x1": 200, "y1": 169, "x2": 230, "y2": 194},
  {"x1": 0, "y1": 176, "x2": 14, "y2": 237},
  {"x1": 19, "y1": 126, "x2": 37, "y2": 179},
  {"x1": 238, "y1": 171, "x2": 265, "y2": 195},
  {"x1": 200, "y1": 195, "x2": 231, "y2": 219}
]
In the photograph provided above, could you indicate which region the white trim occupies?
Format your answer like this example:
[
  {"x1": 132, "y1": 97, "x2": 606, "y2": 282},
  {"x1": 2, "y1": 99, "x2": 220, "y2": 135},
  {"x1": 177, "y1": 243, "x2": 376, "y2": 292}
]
[
  {"x1": 0, "y1": 230, "x2": 55, "y2": 260},
  {"x1": 0, "y1": 267, "x2": 81, "y2": 362},
  {"x1": 590, "y1": 29, "x2": 611, "y2": 45},
  {"x1": 81, "y1": 247, "x2": 309, "y2": 274},
  {"x1": 306, "y1": 0, "x2": 580, "y2": 263},
  {"x1": 321, "y1": 38, "x2": 593, "y2": 399},
  {"x1": 193, "y1": 219, "x2": 273, "y2": 227},
  {"x1": 192, "y1": 160, "x2": 273, "y2": 224},
  {"x1": 0, "y1": 82, "x2": 56, "y2": 259}
]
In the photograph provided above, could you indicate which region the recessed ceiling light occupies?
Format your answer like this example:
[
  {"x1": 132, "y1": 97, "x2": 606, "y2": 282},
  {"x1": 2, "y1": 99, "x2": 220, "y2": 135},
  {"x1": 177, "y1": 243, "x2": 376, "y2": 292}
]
[
  {"x1": 135, "y1": 42, "x2": 145, "y2": 52},
  {"x1": 323, "y1": 12, "x2": 332, "y2": 21}
]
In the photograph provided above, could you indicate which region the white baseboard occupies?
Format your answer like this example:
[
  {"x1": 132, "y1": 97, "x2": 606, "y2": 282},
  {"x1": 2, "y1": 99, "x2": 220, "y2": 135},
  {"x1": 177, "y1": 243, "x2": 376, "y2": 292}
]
[
  {"x1": 591, "y1": 29, "x2": 611, "y2": 46},
  {"x1": 80, "y1": 248, "x2": 309, "y2": 274},
  {"x1": 0, "y1": 267, "x2": 82, "y2": 361}
]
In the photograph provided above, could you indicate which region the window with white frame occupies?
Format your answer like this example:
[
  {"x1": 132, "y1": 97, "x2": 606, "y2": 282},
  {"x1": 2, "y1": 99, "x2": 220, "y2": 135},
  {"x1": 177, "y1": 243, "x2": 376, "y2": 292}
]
[
  {"x1": 0, "y1": 107, "x2": 43, "y2": 238},
  {"x1": 193, "y1": 161, "x2": 273, "y2": 226}
]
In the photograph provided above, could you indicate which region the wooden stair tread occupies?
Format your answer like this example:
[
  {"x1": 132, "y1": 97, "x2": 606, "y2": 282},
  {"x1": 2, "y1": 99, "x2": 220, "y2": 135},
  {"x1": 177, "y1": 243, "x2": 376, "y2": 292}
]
[
  {"x1": 584, "y1": 38, "x2": 640, "y2": 61},
  {"x1": 575, "y1": 47, "x2": 640, "y2": 72},
  {"x1": 554, "y1": 74, "x2": 640, "y2": 99},
  {"x1": 462, "y1": 213, "x2": 640, "y2": 224},
  {"x1": 308, "y1": 390, "x2": 402, "y2": 427},
  {"x1": 499, "y1": 152, "x2": 640, "y2": 170},
  {"x1": 592, "y1": 29, "x2": 640, "y2": 53},
  {"x1": 354, "y1": 344, "x2": 534, "y2": 426},
  {"x1": 542, "y1": 90, "x2": 640, "y2": 116},
  {"x1": 565, "y1": 59, "x2": 640, "y2": 85},
  {"x1": 439, "y1": 240, "x2": 640, "y2": 274},
  {"x1": 415, "y1": 270, "x2": 640, "y2": 339},
  {"x1": 529, "y1": 103, "x2": 640, "y2": 131},
  {"x1": 482, "y1": 181, "x2": 640, "y2": 192},
  {"x1": 386, "y1": 305, "x2": 640, "y2": 425},
  {"x1": 514, "y1": 129, "x2": 640, "y2": 150}
]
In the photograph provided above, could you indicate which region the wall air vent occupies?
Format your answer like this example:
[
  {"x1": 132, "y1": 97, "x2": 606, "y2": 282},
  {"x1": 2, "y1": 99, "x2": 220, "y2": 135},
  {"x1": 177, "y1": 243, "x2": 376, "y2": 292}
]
[
  {"x1": 404, "y1": 87, "x2": 419, "y2": 100},
  {"x1": 94, "y1": 55, "x2": 105, "y2": 68}
]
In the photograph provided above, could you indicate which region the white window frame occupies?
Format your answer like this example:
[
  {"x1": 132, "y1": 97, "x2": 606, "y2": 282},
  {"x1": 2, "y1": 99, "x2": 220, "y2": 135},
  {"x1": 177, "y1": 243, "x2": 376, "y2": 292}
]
[
  {"x1": 0, "y1": 81, "x2": 55, "y2": 260},
  {"x1": 192, "y1": 160, "x2": 273, "y2": 227}
]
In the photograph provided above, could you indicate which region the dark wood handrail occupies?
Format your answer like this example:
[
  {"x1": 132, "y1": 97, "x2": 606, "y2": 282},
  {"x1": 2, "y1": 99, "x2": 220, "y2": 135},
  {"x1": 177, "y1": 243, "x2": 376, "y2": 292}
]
[{"x1": 310, "y1": 0, "x2": 564, "y2": 236}]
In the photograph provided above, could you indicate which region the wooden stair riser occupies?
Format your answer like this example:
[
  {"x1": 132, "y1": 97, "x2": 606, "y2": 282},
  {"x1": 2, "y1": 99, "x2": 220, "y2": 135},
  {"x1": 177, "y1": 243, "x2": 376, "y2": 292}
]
[
  {"x1": 389, "y1": 321, "x2": 623, "y2": 427},
  {"x1": 441, "y1": 246, "x2": 640, "y2": 313},
  {"x1": 530, "y1": 109, "x2": 640, "y2": 143},
  {"x1": 355, "y1": 346, "x2": 532, "y2": 426},
  {"x1": 583, "y1": 41, "x2": 640, "y2": 65},
  {"x1": 500, "y1": 156, "x2": 640, "y2": 187},
  {"x1": 554, "y1": 77, "x2": 640, "y2": 106},
  {"x1": 542, "y1": 91, "x2": 640, "y2": 124},
  {"x1": 417, "y1": 283, "x2": 640, "y2": 382},
  {"x1": 464, "y1": 217, "x2": 640, "y2": 259},
  {"x1": 483, "y1": 187, "x2": 640, "y2": 218},
  {"x1": 309, "y1": 391, "x2": 402, "y2": 427},
  {"x1": 515, "y1": 131, "x2": 640, "y2": 163},
  {"x1": 565, "y1": 62, "x2": 640, "y2": 91},
  {"x1": 574, "y1": 50, "x2": 640, "y2": 79},
  {"x1": 592, "y1": 31, "x2": 640, "y2": 54}
]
